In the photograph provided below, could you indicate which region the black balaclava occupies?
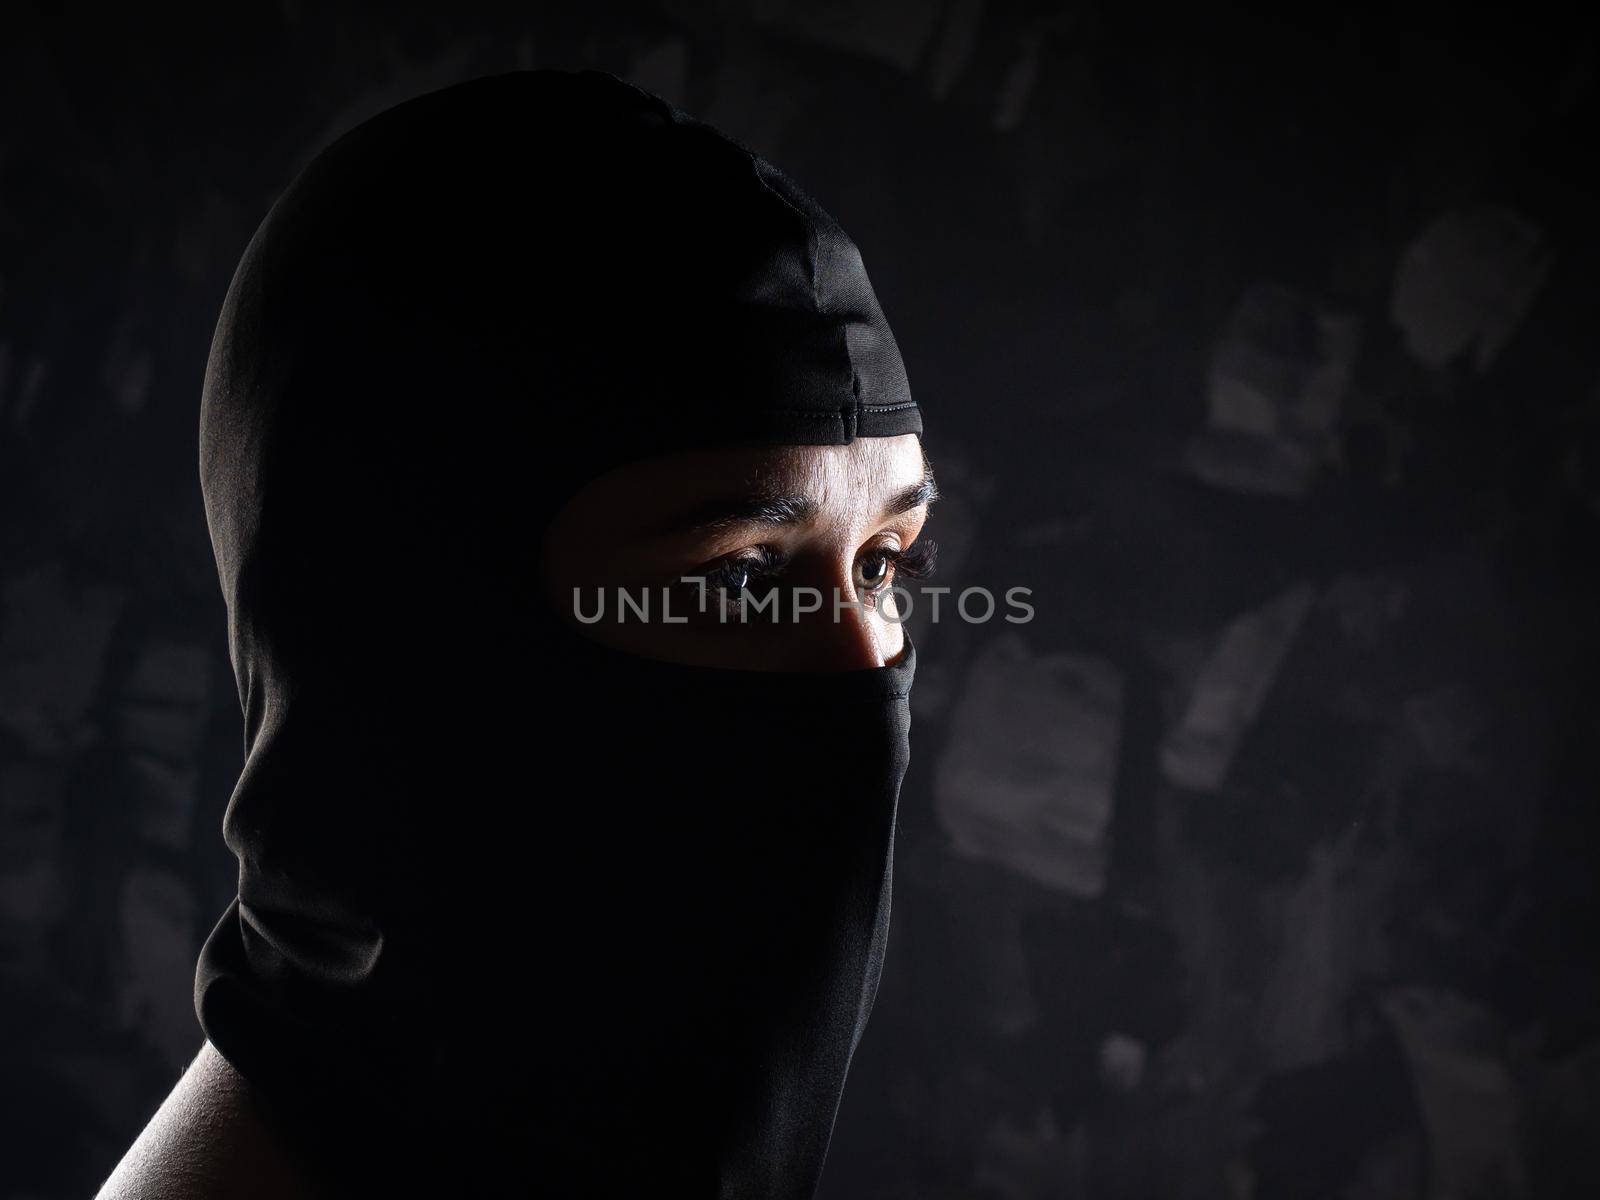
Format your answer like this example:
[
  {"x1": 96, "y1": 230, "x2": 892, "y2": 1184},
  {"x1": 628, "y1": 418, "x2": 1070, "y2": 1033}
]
[{"x1": 194, "y1": 69, "x2": 922, "y2": 1195}]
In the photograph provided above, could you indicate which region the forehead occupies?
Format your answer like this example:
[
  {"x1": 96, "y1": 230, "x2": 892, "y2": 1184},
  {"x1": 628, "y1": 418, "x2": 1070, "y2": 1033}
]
[{"x1": 550, "y1": 435, "x2": 928, "y2": 536}]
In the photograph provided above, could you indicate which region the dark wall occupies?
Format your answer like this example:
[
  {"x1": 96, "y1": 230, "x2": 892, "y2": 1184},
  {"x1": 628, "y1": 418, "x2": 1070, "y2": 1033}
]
[{"x1": 3, "y1": 4, "x2": 1598, "y2": 1197}]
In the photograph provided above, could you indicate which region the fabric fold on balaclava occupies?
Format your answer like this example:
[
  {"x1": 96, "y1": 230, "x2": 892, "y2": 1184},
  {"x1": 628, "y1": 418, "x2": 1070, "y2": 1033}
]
[{"x1": 194, "y1": 68, "x2": 921, "y2": 1195}]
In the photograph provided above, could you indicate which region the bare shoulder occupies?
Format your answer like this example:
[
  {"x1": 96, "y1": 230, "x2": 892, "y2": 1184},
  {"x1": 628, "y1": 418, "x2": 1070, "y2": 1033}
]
[{"x1": 96, "y1": 1040, "x2": 332, "y2": 1200}]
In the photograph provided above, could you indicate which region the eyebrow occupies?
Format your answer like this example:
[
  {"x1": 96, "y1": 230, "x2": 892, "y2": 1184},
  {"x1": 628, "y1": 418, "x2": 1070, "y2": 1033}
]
[
  {"x1": 654, "y1": 462, "x2": 939, "y2": 538},
  {"x1": 885, "y1": 468, "x2": 941, "y2": 518}
]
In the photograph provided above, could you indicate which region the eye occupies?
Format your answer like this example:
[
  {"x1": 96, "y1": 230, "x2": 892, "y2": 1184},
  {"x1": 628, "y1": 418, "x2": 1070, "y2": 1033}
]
[
  {"x1": 674, "y1": 546, "x2": 788, "y2": 622},
  {"x1": 690, "y1": 549, "x2": 782, "y2": 597},
  {"x1": 854, "y1": 552, "x2": 893, "y2": 595},
  {"x1": 708, "y1": 558, "x2": 753, "y2": 593},
  {"x1": 853, "y1": 539, "x2": 938, "y2": 604}
]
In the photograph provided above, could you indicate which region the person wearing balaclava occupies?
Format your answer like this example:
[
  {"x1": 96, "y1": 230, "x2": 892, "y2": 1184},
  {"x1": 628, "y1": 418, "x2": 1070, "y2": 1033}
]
[{"x1": 97, "y1": 69, "x2": 933, "y2": 1198}]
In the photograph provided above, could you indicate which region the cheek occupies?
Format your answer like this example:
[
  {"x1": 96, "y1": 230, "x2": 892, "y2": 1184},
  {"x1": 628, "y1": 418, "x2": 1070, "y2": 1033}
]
[{"x1": 872, "y1": 606, "x2": 907, "y2": 661}]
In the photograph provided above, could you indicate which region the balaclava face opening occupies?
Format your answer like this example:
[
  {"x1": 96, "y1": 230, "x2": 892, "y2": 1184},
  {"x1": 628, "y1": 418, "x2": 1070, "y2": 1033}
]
[{"x1": 194, "y1": 69, "x2": 922, "y2": 1197}]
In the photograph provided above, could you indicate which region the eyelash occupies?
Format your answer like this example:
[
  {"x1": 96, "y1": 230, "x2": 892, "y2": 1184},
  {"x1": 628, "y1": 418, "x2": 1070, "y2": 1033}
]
[{"x1": 873, "y1": 539, "x2": 939, "y2": 583}]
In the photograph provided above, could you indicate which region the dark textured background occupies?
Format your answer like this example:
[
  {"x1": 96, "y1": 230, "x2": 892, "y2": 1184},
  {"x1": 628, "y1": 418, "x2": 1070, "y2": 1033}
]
[{"x1": 3, "y1": 4, "x2": 1599, "y2": 1197}]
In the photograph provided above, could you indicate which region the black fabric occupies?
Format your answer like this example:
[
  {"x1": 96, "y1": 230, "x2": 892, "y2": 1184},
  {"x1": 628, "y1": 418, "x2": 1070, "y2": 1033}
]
[{"x1": 193, "y1": 68, "x2": 920, "y2": 1195}]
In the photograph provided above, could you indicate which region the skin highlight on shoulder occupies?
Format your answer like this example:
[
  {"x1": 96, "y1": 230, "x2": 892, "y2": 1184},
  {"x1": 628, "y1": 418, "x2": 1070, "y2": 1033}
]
[{"x1": 96, "y1": 1041, "x2": 334, "y2": 1200}]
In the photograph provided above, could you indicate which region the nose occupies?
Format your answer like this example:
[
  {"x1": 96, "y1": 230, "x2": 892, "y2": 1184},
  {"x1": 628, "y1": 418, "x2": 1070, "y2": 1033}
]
[{"x1": 783, "y1": 584, "x2": 901, "y2": 672}]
